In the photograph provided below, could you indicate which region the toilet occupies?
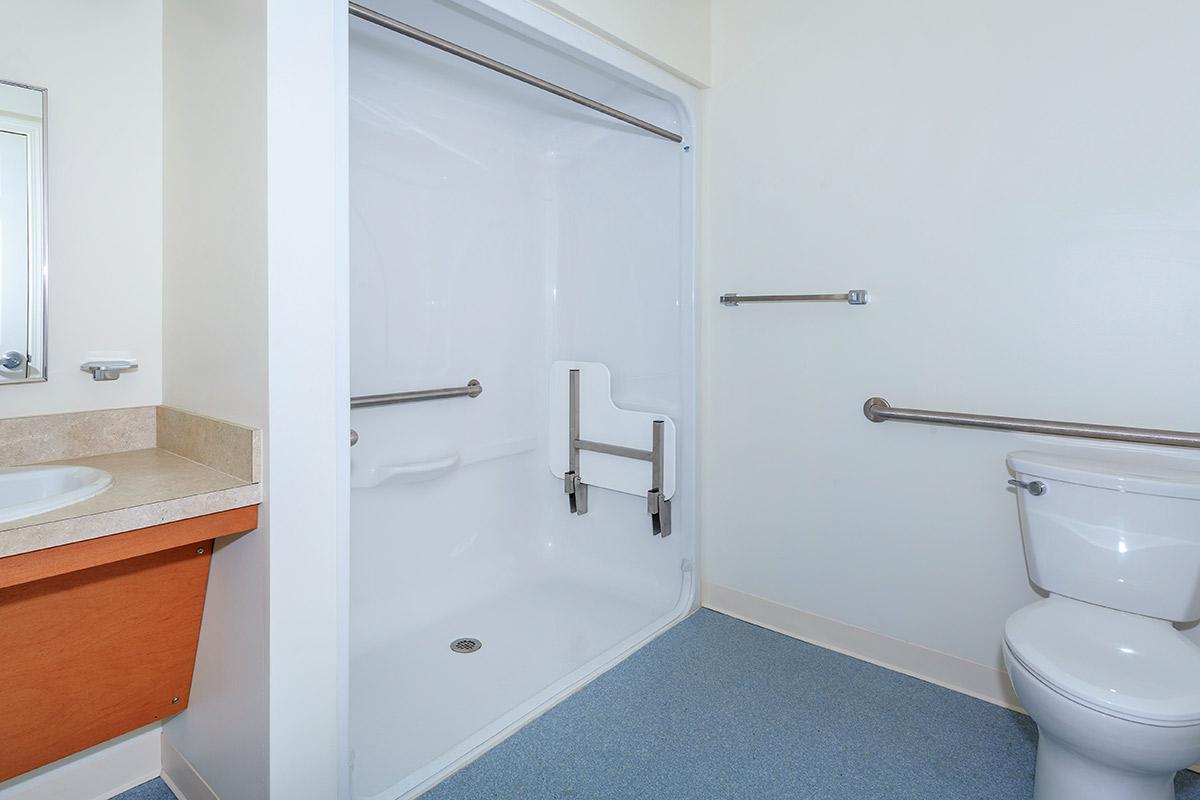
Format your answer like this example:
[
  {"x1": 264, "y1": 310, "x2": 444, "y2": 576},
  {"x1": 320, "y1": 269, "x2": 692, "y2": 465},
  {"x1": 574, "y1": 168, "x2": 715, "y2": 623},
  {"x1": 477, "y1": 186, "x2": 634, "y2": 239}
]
[{"x1": 1004, "y1": 450, "x2": 1200, "y2": 800}]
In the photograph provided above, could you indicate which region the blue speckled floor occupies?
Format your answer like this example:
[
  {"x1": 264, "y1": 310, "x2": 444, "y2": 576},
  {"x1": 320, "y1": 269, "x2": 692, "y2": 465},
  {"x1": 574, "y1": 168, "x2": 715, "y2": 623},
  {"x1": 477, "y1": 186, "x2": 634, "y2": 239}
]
[
  {"x1": 110, "y1": 777, "x2": 174, "y2": 800},
  {"x1": 422, "y1": 608, "x2": 1200, "y2": 800}
]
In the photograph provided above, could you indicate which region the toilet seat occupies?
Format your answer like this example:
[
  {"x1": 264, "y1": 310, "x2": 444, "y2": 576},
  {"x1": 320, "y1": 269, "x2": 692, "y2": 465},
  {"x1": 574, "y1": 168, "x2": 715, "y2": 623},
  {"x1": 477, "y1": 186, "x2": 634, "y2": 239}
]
[{"x1": 1005, "y1": 596, "x2": 1200, "y2": 727}]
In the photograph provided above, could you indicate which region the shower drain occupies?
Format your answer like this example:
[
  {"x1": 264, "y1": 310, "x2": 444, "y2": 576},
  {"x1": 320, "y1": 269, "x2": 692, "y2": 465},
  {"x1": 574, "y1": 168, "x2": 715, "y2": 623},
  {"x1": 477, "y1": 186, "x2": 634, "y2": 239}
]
[{"x1": 450, "y1": 638, "x2": 482, "y2": 654}]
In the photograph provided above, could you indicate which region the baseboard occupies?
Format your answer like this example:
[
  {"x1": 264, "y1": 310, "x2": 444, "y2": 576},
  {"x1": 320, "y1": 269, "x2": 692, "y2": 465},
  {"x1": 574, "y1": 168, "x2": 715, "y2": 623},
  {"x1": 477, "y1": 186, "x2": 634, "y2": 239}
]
[
  {"x1": 160, "y1": 741, "x2": 219, "y2": 800},
  {"x1": 702, "y1": 581, "x2": 1023, "y2": 711},
  {"x1": 0, "y1": 725, "x2": 161, "y2": 800}
]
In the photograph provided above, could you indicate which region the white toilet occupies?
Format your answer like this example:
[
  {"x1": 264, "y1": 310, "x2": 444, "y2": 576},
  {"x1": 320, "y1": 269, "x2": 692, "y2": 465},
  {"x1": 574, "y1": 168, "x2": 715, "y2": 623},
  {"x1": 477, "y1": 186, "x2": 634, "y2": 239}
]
[{"x1": 1004, "y1": 450, "x2": 1200, "y2": 800}]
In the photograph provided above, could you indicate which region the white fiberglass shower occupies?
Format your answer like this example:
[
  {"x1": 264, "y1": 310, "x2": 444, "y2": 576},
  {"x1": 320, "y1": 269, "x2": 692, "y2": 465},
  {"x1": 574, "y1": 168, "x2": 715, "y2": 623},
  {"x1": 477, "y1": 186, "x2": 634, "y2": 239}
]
[{"x1": 347, "y1": 2, "x2": 697, "y2": 798}]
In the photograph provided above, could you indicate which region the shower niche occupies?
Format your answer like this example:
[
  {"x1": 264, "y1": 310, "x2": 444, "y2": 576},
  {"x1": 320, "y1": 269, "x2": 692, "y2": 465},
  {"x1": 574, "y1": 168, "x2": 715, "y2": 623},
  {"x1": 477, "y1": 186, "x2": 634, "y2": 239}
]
[{"x1": 348, "y1": 2, "x2": 695, "y2": 798}]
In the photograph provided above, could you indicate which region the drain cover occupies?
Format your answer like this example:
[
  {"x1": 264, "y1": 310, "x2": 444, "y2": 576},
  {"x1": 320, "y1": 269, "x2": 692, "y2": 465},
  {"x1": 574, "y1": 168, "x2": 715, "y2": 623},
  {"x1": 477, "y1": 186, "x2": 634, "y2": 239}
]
[{"x1": 450, "y1": 638, "x2": 482, "y2": 654}]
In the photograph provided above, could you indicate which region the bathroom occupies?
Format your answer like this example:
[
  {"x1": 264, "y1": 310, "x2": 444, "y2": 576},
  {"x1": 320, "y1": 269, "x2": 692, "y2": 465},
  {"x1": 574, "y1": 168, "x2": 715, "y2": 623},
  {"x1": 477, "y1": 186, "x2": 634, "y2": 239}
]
[{"x1": 0, "y1": 1, "x2": 1198, "y2": 799}]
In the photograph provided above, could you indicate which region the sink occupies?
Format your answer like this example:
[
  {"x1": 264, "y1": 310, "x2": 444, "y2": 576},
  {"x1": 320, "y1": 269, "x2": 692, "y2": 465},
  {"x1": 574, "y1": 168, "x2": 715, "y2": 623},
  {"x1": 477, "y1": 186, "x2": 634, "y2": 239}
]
[{"x1": 0, "y1": 465, "x2": 113, "y2": 524}]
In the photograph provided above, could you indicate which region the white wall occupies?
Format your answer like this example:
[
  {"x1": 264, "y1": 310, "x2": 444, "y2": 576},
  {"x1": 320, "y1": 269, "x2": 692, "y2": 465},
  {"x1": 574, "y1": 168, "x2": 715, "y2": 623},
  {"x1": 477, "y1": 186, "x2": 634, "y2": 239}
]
[
  {"x1": 0, "y1": 0, "x2": 162, "y2": 417},
  {"x1": 161, "y1": 1, "x2": 270, "y2": 797},
  {"x1": 702, "y1": 0, "x2": 1200, "y2": 682},
  {"x1": 162, "y1": 0, "x2": 268, "y2": 427},
  {"x1": 163, "y1": 3, "x2": 349, "y2": 799},
  {"x1": 265, "y1": 0, "x2": 349, "y2": 797},
  {"x1": 530, "y1": 0, "x2": 710, "y2": 86}
]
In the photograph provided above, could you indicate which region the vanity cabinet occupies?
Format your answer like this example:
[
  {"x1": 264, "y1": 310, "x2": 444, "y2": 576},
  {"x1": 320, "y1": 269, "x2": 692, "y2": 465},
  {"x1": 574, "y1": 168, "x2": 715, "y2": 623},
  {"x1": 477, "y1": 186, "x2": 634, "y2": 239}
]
[{"x1": 0, "y1": 505, "x2": 258, "y2": 782}]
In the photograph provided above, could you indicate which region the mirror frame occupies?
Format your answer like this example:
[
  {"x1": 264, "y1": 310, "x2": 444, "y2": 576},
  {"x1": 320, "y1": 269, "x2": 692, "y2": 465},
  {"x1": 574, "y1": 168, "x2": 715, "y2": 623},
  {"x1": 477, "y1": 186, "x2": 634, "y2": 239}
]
[{"x1": 0, "y1": 78, "x2": 48, "y2": 385}]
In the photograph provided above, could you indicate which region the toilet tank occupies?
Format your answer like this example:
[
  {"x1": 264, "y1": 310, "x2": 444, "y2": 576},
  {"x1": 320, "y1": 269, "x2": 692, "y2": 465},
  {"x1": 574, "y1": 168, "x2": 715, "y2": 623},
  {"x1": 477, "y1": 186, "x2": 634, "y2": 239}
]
[{"x1": 1008, "y1": 450, "x2": 1200, "y2": 622}]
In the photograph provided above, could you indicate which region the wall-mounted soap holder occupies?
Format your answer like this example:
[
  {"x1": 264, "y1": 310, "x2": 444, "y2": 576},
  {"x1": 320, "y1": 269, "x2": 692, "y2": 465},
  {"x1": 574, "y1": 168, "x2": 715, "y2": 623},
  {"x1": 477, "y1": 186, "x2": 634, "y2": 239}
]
[{"x1": 81, "y1": 358, "x2": 137, "y2": 381}]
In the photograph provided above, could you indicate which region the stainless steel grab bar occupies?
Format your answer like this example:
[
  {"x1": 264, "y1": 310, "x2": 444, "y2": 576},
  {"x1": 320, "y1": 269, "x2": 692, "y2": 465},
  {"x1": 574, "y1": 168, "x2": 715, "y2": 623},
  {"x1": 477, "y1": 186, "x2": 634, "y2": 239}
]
[
  {"x1": 721, "y1": 290, "x2": 868, "y2": 306},
  {"x1": 352, "y1": 379, "x2": 482, "y2": 409},
  {"x1": 863, "y1": 397, "x2": 1200, "y2": 448},
  {"x1": 348, "y1": 2, "x2": 684, "y2": 144}
]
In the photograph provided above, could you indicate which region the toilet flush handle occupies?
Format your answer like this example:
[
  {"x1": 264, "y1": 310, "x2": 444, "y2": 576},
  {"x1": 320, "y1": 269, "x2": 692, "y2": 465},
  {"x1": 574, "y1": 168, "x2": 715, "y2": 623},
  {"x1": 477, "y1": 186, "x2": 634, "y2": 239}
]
[{"x1": 1008, "y1": 479, "x2": 1046, "y2": 496}]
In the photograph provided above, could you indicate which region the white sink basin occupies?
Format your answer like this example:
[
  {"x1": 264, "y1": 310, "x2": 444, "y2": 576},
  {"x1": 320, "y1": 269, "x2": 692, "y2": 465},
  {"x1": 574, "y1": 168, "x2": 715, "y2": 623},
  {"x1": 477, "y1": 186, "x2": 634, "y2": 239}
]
[{"x1": 0, "y1": 465, "x2": 113, "y2": 524}]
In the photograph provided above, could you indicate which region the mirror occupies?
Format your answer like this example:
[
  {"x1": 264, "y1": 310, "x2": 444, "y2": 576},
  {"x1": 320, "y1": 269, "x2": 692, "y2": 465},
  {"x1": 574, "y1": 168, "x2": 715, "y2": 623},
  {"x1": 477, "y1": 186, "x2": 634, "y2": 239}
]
[{"x1": 0, "y1": 80, "x2": 47, "y2": 384}]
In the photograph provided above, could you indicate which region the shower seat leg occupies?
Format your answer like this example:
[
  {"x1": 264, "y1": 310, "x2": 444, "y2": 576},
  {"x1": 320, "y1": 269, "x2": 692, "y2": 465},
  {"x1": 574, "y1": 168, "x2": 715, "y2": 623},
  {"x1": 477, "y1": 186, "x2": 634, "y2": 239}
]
[{"x1": 565, "y1": 472, "x2": 588, "y2": 515}]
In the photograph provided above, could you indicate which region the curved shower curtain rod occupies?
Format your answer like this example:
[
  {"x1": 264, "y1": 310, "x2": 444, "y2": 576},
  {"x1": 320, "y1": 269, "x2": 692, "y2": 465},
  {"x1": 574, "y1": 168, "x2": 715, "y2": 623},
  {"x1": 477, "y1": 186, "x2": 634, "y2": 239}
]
[{"x1": 348, "y1": 1, "x2": 685, "y2": 144}]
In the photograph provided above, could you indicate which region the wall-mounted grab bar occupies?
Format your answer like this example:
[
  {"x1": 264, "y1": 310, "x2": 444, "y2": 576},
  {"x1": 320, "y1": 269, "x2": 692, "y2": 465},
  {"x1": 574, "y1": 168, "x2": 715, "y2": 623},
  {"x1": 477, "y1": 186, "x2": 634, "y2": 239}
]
[
  {"x1": 351, "y1": 379, "x2": 482, "y2": 409},
  {"x1": 863, "y1": 397, "x2": 1200, "y2": 449},
  {"x1": 720, "y1": 290, "x2": 868, "y2": 306},
  {"x1": 348, "y1": 2, "x2": 684, "y2": 144}
]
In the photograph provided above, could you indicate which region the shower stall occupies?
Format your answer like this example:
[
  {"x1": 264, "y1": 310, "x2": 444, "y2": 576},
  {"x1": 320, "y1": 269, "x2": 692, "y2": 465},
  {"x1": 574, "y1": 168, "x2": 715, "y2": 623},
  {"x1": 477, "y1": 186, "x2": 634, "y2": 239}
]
[{"x1": 347, "y1": 2, "x2": 697, "y2": 797}]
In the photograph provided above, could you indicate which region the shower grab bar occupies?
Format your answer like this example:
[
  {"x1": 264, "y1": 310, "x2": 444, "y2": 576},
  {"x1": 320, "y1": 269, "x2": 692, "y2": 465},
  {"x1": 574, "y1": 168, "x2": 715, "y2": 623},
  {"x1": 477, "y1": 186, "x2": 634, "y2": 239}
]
[
  {"x1": 863, "y1": 397, "x2": 1200, "y2": 448},
  {"x1": 720, "y1": 290, "x2": 869, "y2": 306},
  {"x1": 348, "y1": 2, "x2": 684, "y2": 144},
  {"x1": 351, "y1": 379, "x2": 482, "y2": 408}
]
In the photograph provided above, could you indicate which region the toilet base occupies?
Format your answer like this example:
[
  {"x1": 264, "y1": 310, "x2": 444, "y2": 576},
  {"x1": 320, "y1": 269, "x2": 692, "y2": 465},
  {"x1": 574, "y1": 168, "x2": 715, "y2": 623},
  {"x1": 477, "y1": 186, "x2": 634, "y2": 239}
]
[
  {"x1": 1034, "y1": 731, "x2": 1176, "y2": 800},
  {"x1": 1004, "y1": 634, "x2": 1200, "y2": 800}
]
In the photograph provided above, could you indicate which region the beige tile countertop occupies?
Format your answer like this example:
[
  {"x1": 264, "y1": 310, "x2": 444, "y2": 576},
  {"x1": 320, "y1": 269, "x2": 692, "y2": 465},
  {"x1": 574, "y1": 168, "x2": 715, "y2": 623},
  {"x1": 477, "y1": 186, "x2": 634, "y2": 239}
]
[{"x1": 0, "y1": 406, "x2": 262, "y2": 559}]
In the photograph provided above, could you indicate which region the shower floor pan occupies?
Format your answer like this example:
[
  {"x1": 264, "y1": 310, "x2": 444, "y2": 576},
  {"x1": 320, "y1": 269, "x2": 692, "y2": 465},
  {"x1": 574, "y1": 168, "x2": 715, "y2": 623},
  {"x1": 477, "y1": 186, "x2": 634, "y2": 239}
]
[{"x1": 350, "y1": 570, "x2": 687, "y2": 800}]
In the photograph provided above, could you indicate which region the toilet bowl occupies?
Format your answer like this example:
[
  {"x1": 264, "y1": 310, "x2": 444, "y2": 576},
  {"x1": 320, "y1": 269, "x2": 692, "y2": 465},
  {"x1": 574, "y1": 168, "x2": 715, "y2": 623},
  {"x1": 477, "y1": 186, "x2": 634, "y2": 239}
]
[
  {"x1": 1003, "y1": 596, "x2": 1200, "y2": 800},
  {"x1": 1003, "y1": 450, "x2": 1200, "y2": 800}
]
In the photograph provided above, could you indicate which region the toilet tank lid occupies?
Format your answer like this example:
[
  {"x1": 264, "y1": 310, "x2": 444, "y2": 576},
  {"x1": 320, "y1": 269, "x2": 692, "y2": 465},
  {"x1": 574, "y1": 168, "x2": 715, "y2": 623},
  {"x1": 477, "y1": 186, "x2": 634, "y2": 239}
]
[{"x1": 1007, "y1": 450, "x2": 1200, "y2": 500}]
